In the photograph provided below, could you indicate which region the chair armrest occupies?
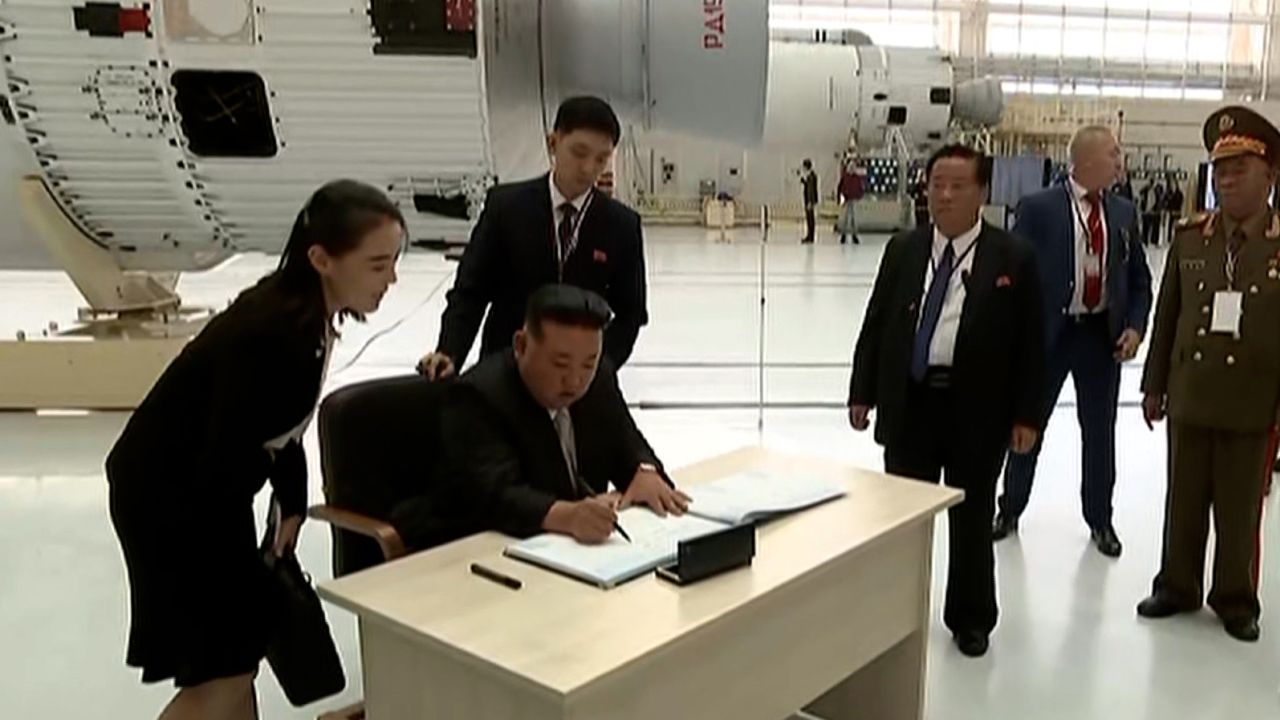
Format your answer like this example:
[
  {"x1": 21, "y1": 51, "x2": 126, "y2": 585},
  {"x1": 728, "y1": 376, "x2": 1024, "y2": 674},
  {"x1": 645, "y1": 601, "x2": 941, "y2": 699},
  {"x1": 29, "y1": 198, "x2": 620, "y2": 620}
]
[{"x1": 307, "y1": 504, "x2": 407, "y2": 561}]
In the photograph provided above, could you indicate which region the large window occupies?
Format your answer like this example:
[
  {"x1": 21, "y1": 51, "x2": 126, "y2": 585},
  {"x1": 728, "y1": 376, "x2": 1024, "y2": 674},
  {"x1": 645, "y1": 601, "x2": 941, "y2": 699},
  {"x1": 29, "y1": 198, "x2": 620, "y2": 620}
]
[
  {"x1": 770, "y1": 0, "x2": 1272, "y2": 99},
  {"x1": 982, "y1": 0, "x2": 1266, "y2": 71},
  {"x1": 769, "y1": 3, "x2": 961, "y2": 52},
  {"x1": 1009, "y1": 0, "x2": 1199, "y2": 10},
  {"x1": 999, "y1": 79, "x2": 1226, "y2": 101},
  {"x1": 985, "y1": 13, "x2": 1232, "y2": 65}
]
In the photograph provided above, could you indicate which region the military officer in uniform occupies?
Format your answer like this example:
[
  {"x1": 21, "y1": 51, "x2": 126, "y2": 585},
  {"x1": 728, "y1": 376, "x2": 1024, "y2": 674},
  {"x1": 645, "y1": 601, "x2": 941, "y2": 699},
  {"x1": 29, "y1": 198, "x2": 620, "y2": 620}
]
[{"x1": 1138, "y1": 105, "x2": 1280, "y2": 643}]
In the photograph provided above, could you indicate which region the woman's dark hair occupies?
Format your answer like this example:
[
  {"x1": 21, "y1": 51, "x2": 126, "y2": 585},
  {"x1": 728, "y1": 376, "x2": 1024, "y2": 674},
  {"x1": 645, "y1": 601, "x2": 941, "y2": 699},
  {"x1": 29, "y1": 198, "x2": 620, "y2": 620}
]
[{"x1": 251, "y1": 179, "x2": 405, "y2": 331}]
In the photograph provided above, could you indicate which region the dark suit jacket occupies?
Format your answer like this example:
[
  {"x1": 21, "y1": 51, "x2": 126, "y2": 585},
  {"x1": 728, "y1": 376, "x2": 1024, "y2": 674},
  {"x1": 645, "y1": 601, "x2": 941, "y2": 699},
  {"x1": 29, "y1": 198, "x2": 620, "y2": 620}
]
[
  {"x1": 425, "y1": 351, "x2": 666, "y2": 540},
  {"x1": 436, "y1": 174, "x2": 649, "y2": 368},
  {"x1": 802, "y1": 171, "x2": 819, "y2": 206},
  {"x1": 848, "y1": 222, "x2": 1046, "y2": 449},
  {"x1": 1013, "y1": 184, "x2": 1152, "y2": 346},
  {"x1": 105, "y1": 279, "x2": 326, "y2": 518}
]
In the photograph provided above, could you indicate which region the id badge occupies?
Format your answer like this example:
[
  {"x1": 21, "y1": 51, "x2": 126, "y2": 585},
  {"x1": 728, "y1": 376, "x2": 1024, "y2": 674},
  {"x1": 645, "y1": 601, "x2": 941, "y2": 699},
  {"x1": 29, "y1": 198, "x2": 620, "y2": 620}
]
[{"x1": 1211, "y1": 290, "x2": 1243, "y2": 336}]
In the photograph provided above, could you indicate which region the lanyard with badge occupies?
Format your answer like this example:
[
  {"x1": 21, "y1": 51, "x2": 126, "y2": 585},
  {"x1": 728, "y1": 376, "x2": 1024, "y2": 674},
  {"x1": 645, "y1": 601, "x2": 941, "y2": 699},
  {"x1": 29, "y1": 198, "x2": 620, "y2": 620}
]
[
  {"x1": 556, "y1": 190, "x2": 594, "y2": 281},
  {"x1": 1211, "y1": 230, "x2": 1245, "y2": 337},
  {"x1": 931, "y1": 234, "x2": 979, "y2": 289}
]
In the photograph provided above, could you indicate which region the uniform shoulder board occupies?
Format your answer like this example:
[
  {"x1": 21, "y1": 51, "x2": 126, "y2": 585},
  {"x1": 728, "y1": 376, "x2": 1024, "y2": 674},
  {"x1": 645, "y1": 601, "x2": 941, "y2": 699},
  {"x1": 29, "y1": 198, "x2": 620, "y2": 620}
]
[{"x1": 1176, "y1": 211, "x2": 1211, "y2": 230}]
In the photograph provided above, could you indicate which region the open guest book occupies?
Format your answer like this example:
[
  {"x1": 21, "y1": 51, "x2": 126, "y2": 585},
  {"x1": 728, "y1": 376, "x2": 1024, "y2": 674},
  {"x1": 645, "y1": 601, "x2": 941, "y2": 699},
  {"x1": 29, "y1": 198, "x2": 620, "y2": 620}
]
[{"x1": 504, "y1": 470, "x2": 846, "y2": 588}]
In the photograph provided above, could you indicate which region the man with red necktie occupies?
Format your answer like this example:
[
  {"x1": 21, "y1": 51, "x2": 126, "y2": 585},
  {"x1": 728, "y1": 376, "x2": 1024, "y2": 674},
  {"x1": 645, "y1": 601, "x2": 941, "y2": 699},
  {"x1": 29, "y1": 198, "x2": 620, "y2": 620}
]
[{"x1": 994, "y1": 125, "x2": 1153, "y2": 558}]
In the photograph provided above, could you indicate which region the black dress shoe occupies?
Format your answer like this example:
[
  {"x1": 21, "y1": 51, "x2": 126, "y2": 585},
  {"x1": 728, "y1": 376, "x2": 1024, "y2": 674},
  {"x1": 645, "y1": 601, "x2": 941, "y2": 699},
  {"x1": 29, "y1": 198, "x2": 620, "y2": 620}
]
[
  {"x1": 1137, "y1": 594, "x2": 1194, "y2": 619},
  {"x1": 953, "y1": 631, "x2": 990, "y2": 658},
  {"x1": 1224, "y1": 617, "x2": 1261, "y2": 642},
  {"x1": 992, "y1": 513, "x2": 1019, "y2": 541},
  {"x1": 1091, "y1": 526, "x2": 1123, "y2": 558}
]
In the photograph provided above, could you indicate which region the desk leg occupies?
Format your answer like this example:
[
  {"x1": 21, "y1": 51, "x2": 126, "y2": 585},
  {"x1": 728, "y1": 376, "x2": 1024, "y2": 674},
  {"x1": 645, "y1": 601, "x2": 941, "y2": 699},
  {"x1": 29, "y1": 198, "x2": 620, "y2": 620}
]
[{"x1": 802, "y1": 523, "x2": 934, "y2": 720}]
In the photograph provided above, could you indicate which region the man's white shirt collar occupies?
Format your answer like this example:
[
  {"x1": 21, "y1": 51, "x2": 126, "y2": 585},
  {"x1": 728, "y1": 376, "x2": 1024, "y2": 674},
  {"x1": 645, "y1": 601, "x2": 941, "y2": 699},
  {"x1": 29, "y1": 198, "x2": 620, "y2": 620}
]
[
  {"x1": 550, "y1": 174, "x2": 591, "y2": 213},
  {"x1": 1069, "y1": 176, "x2": 1095, "y2": 203},
  {"x1": 932, "y1": 218, "x2": 983, "y2": 256}
]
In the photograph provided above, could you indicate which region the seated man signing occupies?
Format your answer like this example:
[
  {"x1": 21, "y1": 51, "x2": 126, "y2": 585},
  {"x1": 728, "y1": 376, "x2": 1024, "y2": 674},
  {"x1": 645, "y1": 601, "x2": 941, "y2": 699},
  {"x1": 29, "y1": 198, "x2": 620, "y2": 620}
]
[{"x1": 436, "y1": 284, "x2": 687, "y2": 544}]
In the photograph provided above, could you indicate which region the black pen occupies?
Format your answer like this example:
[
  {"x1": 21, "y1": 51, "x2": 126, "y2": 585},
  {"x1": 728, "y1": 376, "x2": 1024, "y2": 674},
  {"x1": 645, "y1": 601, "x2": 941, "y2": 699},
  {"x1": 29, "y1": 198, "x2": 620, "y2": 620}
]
[
  {"x1": 470, "y1": 563, "x2": 522, "y2": 590},
  {"x1": 613, "y1": 519, "x2": 633, "y2": 543},
  {"x1": 577, "y1": 481, "x2": 632, "y2": 543}
]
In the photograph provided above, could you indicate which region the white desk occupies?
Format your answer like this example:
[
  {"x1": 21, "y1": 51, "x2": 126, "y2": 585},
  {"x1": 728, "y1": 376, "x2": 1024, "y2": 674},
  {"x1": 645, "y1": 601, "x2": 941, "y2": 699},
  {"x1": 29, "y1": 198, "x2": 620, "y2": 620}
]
[{"x1": 319, "y1": 447, "x2": 961, "y2": 720}]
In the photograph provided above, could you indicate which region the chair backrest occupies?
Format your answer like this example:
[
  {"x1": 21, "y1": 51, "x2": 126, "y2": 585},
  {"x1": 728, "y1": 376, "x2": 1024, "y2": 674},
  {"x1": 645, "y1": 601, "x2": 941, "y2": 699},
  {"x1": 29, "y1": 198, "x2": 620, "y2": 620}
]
[{"x1": 318, "y1": 374, "x2": 449, "y2": 577}]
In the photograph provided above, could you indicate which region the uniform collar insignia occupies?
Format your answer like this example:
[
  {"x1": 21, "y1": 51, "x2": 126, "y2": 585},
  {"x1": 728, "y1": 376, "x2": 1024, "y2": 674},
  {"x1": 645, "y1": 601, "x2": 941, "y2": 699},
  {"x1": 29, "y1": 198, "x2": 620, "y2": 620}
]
[
  {"x1": 1204, "y1": 211, "x2": 1219, "y2": 237},
  {"x1": 1177, "y1": 211, "x2": 1212, "y2": 231}
]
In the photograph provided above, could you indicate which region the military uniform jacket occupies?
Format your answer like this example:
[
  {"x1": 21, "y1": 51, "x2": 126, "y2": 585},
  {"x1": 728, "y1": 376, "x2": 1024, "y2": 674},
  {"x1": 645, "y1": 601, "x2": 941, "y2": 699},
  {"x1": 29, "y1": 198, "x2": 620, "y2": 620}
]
[{"x1": 1141, "y1": 208, "x2": 1280, "y2": 432}]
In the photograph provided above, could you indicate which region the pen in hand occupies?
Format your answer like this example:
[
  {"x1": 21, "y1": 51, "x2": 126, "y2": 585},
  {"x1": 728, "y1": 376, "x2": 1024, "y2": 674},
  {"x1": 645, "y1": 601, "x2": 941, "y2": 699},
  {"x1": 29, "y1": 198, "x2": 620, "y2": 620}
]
[
  {"x1": 598, "y1": 491, "x2": 632, "y2": 543},
  {"x1": 578, "y1": 480, "x2": 632, "y2": 543},
  {"x1": 613, "y1": 514, "x2": 633, "y2": 544}
]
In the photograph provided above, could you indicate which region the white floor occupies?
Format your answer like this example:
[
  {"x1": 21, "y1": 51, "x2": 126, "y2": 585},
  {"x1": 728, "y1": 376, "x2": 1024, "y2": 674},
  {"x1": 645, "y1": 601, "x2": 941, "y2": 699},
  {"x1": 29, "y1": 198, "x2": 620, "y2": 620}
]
[{"x1": 1, "y1": 223, "x2": 1277, "y2": 719}]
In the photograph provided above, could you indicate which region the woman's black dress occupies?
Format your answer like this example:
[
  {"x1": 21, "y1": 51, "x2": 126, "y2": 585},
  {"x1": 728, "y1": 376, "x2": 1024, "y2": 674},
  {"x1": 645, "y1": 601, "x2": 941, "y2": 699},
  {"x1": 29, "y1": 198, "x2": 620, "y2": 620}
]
[{"x1": 106, "y1": 281, "x2": 327, "y2": 687}]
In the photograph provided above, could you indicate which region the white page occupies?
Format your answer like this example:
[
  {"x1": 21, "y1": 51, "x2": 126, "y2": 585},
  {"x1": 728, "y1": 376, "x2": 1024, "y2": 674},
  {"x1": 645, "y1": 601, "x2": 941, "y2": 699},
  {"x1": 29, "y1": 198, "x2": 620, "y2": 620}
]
[
  {"x1": 504, "y1": 508, "x2": 728, "y2": 588},
  {"x1": 683, "y1": 470, "x2": 846, "y2": 526}
]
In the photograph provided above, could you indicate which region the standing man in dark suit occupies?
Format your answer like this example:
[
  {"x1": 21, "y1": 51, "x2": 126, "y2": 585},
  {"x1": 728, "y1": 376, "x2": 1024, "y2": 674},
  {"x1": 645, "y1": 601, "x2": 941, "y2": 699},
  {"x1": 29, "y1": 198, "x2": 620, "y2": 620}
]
[
  {"x1": 847, "y1": 144, "x2": 1045, "y2": 658},
  {"x1": 400, "y1": 285, "x2": 688, "y2": 547},
  {"x1": 418, "y1": 96, "x2": 649, "y2": 379},
  {"x1": 801, "y1": 158, "x2": 819, "y2": 244},
  {"x1": 1111, "y1": 168, "x2": 1134, "y2": 202},
  {"x1": 994, "y1": 125, "x2": 1153, "y2": 558},
  {"x1": 1142, "y1": 180, "x2": 1167, "y2": 247},
  {"x1": 1165, "y1": 180, "x2": 1185, "y2": 234}
]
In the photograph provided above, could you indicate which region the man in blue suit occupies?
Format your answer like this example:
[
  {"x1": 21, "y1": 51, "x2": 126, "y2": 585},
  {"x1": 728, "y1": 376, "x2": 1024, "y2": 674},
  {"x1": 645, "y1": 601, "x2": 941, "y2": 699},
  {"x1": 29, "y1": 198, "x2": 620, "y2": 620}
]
[{"x1": 994, "y1": 125, "x2": 1153, "y2": 557}]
